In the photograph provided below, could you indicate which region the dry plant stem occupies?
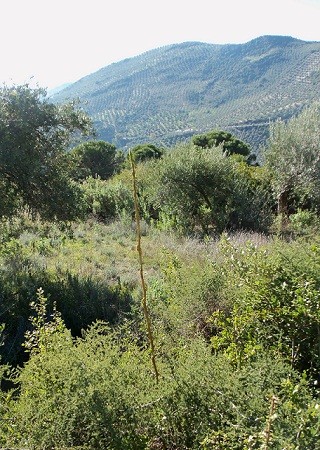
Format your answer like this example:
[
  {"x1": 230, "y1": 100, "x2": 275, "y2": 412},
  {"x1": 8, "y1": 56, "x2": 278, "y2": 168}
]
[
  {"x1": 130, "y1": 152, "x2": 159, "y2": 383},
  {"x1": 263, "y1": 395, "x2": 278, "y2": 450}
]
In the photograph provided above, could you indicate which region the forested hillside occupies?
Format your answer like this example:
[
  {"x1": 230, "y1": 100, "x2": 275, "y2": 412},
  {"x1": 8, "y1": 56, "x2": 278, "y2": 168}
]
[
  {"x1": 53, "y1": 35, "x2": 320, "y2": 152},
  {"x1": 1, "y1": 85, "x2": 320, "y2": 448}
]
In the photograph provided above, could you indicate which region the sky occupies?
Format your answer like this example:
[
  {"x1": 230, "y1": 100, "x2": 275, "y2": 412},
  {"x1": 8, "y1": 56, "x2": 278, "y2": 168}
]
[{"x1": 1, "y1": 0, "x2": 320, "y2": 90}]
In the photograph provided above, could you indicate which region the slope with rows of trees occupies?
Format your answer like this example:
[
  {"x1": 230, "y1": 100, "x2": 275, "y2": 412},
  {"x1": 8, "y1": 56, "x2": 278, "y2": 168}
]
[{"x1": 53, "y1": 35, "x2": 320, "y2": 154}]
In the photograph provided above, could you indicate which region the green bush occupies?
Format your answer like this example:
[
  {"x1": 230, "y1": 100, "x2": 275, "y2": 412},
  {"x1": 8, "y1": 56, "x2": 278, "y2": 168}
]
[
  {"x1": 147, "y1": 248, "x2": 228, "y2": 341},
  {"x1": 3, "y1": 321, "x2": 319, "y2": 449},
  {"x1": 192, "y1": 129, "x2": 251, "y2": 158},
  {"x1": 229, "y1": 160, "x2": 274, "y2": 232},
  {"x1": 129, "y1": 143, "x2": 164, "y2": 164},
  {"x1": 81, "y1": 177, "x2": 134, "y2": 222},
  {"x1": 288, "y1": 209, "x2": 320, "y2": 236},
  {"x1": 139, "y1": 144, "x2": 236, "y2": 234},
  {"x1": 211, "y1": 237, "x2": 320, "y2": 376},
  {"x1": 133, "y1": 144, "x2": 274, "y2": 235}
]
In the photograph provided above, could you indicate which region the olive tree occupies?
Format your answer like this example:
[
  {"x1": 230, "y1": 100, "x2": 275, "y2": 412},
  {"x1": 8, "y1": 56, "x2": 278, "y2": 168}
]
[
  {"x1": 0, "y1": 84, "x2": 93, "y2": 220},
  {"x1": 264, "y1": 103, "x2": 320, "y2": 222},
  {"x1": 144, "y1": 143, "x2": 235, "y2": 234}
]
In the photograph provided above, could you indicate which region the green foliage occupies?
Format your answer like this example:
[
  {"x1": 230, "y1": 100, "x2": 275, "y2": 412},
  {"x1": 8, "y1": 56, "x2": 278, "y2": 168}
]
[
  {"x1": 0, "y1": 216, "x2": 320, "y2": 446},
  {"x1": 192, "y1": 129, "x2": 251, "y2": 157},
  {"x1": 0, "y1": 178, "x2": 22, "y2": 218},
  {"x1": 211, "y1": 238, "x2": 320, "y2": 376},
  {"x1": 143, "y1": 143, "x2": 235, "y2": 234},
  {"x1": 0, "y1": 235, "x2": 134, "y2": 365},
  {"x1": 264, "y1": 103, "x2": 320, "y2": 218},
  {"x1": 81, "y1": 176, "x2": 134, "y2": 221},
  {"x1": 3, "y1": 323, "x2": 319, "y2": 449},
  {"x1": 24, "y1": 287, "x2": 68, "y2": 354},
  {"x1": 70, "y1": 140, "x2": 123, "y2": 180},
  {"x1": 147, "y1": 248, "x2": 227, "y2": 340},
  {"x1": 137, "y1": 144, "x2": 273, "y2": 235},
  {"x1": 228, "y1": 160, "x2": 274, "y2": 232},
  {"x1": 0, "y1": 84, "x2": 92, "y2": 221},
  {"x1": 130, "y1": 143, "x2": 164, "y2": 163},
  {"x1": 0, "y1": 324, "x2": 12, "y2": 447},
  {"x1": 288, "y1": 209, "x2": 320, "y2": 236}
]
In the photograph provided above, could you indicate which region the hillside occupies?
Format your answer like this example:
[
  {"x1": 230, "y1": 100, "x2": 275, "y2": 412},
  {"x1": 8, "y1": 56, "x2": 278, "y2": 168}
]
[
  {"x1": 47, "y1": 82, "x2": 72, "y2": 97},
  {"x1": 53, "y1": 35, "x2": 320, "y2": 152}
]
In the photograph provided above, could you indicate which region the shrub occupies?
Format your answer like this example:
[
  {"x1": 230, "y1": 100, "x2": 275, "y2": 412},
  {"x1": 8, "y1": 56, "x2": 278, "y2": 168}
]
[
  {"x1": 147, "y1": 248, "x2": 228, "y2": 341},
  {"x1": 129, "y1": 143, "x2": 164, "y2": 164},
  {"x1": 211, "y1": 237, "x2": 320, "y2": 376},
  {"x1": 141, "y1": 143, "x2": 236, "y2": 234},
  {"x1": 3, "y1": 323, "x2": 319, "y2": 449},
  {"x1": 288, "y1": 209, "x2": 320, "y2": 236},
  {"x1": 192, "y1": 129, "x2": 251, "y2": 158},
  {"x1": 69, "y1": 140, "x2": 122, "y2": 180},
  {"x1": 81, "y1": 177, "x2": 134, "y2": 221},
  {"x1": 135, "y1": 144, "x2": 274, "y2": 235}
]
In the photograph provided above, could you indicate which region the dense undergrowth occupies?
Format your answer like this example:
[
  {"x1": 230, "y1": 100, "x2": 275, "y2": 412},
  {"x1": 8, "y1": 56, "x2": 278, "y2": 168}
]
[{"x1": 0, "y1": 216, "x2": 319, "y2": 449}]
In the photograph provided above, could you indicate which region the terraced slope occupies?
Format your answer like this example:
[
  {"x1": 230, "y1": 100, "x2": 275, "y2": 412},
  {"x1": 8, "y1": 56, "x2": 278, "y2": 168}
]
[{"x1": 53, "y1": 35, "x2": 320, "y2": 152}]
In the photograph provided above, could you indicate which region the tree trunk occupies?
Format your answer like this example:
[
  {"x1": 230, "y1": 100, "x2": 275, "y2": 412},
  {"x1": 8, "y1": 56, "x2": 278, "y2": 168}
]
[{"x1": 277, "y1": 189, "x2": 289, "y2": 233}]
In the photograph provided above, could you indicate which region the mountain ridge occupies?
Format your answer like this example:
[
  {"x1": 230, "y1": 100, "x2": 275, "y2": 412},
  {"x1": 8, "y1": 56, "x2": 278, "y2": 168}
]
[{"x1": 53, "y1": 35, "x2": 320, "y2": 152}]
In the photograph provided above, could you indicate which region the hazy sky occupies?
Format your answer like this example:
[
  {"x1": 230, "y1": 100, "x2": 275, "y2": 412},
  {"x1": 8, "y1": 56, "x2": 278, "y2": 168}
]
[{"x1": 1, "y1": 0, "x2": 320, "y2": 89}]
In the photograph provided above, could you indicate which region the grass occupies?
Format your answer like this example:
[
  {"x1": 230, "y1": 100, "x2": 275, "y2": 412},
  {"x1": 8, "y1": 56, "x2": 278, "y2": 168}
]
[{"x1": 2, "y1": 214, "x2": 274, "y2": 294}]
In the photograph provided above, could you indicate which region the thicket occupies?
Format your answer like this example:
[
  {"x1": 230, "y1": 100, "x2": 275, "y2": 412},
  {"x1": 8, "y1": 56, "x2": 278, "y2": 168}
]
[
  {"x1": 0, "y1": 221, "x2": 319, "y2": 448},
  {"x1": 0, "y1": 88, "x2": 320, "y2": 448}
]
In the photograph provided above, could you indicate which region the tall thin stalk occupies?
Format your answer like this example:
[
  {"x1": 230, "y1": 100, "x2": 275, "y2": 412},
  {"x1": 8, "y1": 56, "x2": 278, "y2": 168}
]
[
  {"x1": 263, "y1": 395, "x2": 278, "y2": 449},
  {"x1": 130, "y1": 152, "x2": 159, "y2": 383}
]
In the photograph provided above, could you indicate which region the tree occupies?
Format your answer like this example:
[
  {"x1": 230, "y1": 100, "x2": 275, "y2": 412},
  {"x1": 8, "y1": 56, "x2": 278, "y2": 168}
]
[
  {"x1": 70, "y1": 140, "x2": 122, "y2": 180},
  {"x1": 0, "y1": 84, "x2": 93, "y2": 221},
  {"x1": 192, "y1": 129, "x2": 251, "y2": 158},
  {"x1": 137, "y1": 143, "x2": 272, "y2": 234},
  {"x1": 264, "y1": 103, "x2": 320, "y2": 223},
  {"x1": 130, "y1": 143, "x2": 163, "y2": 164},
  {"x1": 144, "y1": 143, "x2": 235, "y2": 234}
]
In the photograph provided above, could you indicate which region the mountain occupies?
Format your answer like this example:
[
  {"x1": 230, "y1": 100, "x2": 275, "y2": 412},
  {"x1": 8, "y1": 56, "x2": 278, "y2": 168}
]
[
  {"x1": 53, "y1": 36, "x2": 320, "y2": 152},
  {"x1": 47, "y1": 82, "x2": 72, "y2": 97}
]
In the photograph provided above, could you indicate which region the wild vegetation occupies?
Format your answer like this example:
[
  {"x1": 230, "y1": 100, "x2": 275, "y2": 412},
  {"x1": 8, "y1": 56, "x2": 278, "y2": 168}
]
[{"x1": 0, "y1": 85, "x2": 320, "y2": 449}]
